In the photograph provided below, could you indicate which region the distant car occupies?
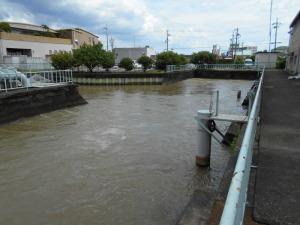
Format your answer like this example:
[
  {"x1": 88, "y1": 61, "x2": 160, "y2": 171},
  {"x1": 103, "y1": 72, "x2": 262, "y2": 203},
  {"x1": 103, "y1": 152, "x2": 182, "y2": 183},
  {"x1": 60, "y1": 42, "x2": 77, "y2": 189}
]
[
  {"x1": 244, "y1": 59, "x2": 254, "y2": 66},
  {"x1": 133, "y1": 60, "x2": 142, "y2": 70},
  {"x1": 185, "y1": 63, "x2": 196, "y2": 70}
]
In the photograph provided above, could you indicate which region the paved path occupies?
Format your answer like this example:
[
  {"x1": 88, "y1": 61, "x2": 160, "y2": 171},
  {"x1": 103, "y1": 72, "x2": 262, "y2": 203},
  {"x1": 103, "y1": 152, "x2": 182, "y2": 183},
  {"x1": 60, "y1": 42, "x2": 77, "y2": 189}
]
[{"x1": 253, "y1": 71, "x2": 300, "y2": 225}]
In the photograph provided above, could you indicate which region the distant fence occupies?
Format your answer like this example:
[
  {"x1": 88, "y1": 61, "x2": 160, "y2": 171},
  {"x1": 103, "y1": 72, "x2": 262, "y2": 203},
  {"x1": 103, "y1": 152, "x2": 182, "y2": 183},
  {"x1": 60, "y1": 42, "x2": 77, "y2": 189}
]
[
  {"x1": 0, "y1": 69, "x2": 72, "y2": 93},
  {"x1": 166, "y1": 64, "x2": 264, "y2": 72},
  {"x1": 166, "y1": 62, "x2": 281, "y2": 72},
  {"x1": 0, "y1": 63, "x2": 54, "y2": 71}
]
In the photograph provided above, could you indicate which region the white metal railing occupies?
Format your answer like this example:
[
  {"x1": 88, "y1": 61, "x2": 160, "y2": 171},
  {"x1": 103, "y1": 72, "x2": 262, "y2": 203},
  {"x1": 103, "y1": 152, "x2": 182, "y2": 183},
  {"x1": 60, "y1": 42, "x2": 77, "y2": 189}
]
[
  {"x1": 219, "y1": 68, "x2": 264, "y2": 225},
  {"x1": 166, "y1": 64, "x2": 264, "y2": 72},
  {"x1": 166, "y1": 64, "x2": 195, "y2": 72},
  {"x1": 196, "y1": 64, "x2": 261, "y2": 71},
  {"x1": 0, "y1": 63, "x2": 54, "y2": 71},
  {"x1": 0, "y1": 69, "x2": 73, "y2": 93}
]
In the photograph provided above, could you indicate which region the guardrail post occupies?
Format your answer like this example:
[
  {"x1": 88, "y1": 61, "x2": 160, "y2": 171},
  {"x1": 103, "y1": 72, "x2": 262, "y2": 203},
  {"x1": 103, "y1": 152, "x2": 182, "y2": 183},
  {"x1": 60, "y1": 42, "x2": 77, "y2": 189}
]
[
  {"x1": 215, "y1": 90, "x2": 219, "y2": 116},
  {"x1": 195, "y1": 110, "x2": 212, "y2": 167}
]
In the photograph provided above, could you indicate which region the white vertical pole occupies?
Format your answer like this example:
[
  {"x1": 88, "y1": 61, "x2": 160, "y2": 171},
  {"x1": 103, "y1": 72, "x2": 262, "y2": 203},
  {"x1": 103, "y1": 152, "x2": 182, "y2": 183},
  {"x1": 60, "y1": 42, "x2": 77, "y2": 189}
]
[
  {"x1": 215, "y1": 90, "x2": 219, "y2": 116},
  {"x1": 195, "y1": 110, "x2": 212, "y2": 167}
]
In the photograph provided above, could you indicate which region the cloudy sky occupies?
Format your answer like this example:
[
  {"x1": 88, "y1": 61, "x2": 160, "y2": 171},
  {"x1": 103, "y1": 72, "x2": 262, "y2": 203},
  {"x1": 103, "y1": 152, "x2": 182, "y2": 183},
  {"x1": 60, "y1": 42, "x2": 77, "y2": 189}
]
[{"x1": 0, "y1": 0, "x2": 299, "y2": 54}]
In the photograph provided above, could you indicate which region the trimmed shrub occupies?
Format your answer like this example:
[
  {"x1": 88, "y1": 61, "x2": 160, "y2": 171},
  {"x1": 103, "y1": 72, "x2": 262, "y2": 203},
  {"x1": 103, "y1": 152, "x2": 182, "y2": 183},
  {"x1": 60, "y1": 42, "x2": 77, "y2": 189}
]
[
  {"x1": 137, "y1": 55, "x2": 153, "y2": 71},
  {"x1": 119, "y1": 58, "x2": 134, "y2": 71},
  {"x1": 51, "y1": 52, "x2": 74, "y2": 70},
  {"x1": 155, "y1": 51, "x2": 187, "y2": 70}
]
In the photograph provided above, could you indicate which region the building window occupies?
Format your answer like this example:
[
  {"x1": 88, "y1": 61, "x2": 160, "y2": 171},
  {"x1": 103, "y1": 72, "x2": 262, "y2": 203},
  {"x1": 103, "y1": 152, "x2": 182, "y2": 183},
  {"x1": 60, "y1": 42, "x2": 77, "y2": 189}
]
[
  {"x1": 49, "y1": 50, "x2": 52, "y2": 55},
  {"x1": 6, "y1": 48, "x2": 32, "y2": 57},
  {"x1": 54, "y1": 50, "x2": 57, "y2": 54}
]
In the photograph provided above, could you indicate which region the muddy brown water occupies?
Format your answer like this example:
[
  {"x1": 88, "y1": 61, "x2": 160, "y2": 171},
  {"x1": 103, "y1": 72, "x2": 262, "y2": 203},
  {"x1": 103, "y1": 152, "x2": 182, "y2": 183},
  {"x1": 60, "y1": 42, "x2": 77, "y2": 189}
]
[{"x1": 0, "y1": 78, "x2": 252, "y2": 225}]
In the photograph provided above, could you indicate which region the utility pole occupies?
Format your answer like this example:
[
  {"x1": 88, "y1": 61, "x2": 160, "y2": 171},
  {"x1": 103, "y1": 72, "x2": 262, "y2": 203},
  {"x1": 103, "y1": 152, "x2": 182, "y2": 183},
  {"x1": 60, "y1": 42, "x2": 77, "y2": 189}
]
[
  {"x1": 104, "y1": 25, "x2": 109, "y2": 51},
  {"x1": 234, "y1": 28, "x2": 240, "y2": 59},
  {"x1": 166, "y1": 30, "x2": 171, "y2": 51},
  {"x1": 241, "y1": 42, "x2": 244, "y2": 56},
  {"x1": 229, "y1": 31, "x2": 235, "y2": 57},
  {"x1": 110, "y1": 37, "x2": 115, "y2": 51},
  {"x1": 272, "y1": 18, "x2": 281, "y2": 51},
  {"x1": 268, "y1": 0, "x2": 273, "y2": 52}
]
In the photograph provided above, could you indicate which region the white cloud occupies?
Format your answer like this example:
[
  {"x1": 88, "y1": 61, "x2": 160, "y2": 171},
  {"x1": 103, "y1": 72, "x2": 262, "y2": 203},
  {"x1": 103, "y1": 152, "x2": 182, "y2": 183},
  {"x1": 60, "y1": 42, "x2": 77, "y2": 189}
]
[{"x1": 0, "y1": 0, "x2": 299, "y2": 53}]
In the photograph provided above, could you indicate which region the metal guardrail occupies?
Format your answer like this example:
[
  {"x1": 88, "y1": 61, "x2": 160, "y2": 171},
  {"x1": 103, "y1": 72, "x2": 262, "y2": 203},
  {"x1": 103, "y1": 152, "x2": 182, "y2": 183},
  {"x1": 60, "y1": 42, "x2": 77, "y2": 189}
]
[
  {"x1": 219, "y1": 68, "x2": 264, "y2": 225},
  {"x1": 0, "y1": 63, "x2": 54, "y2": 71},
  {"x1": 0, "y1": 69, "x2": 73, "y2": 93},
  {"x1": 196, "y1": 64, "x2": 262, "y2": 71},
  {"x1": 166, "y1": 64, "x2": 264, "y2": 72}
]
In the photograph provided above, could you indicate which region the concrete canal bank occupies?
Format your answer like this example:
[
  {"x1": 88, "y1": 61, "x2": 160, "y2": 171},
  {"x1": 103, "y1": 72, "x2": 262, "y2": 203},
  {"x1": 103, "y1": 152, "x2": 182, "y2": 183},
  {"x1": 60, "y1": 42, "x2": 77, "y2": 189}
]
[
  {"x1": 194, "y1": 69, "x2": 259, "y2": 80},
  {"x1": 73, "y1": 70, "x2": 256, "y2": 85},
  {"x1": 73, "y1": 71, "x2": 194, "y2": 85},
  {"x1": 0, "y1": 84, "x2": 86, "y2": 124}
]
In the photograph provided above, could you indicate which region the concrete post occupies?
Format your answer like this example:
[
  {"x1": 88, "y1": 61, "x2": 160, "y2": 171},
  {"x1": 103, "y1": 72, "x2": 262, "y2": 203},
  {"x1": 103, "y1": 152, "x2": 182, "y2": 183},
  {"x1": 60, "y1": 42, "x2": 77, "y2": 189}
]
[{"x1": 195, "y1": 110, "x2": 212, "y2": 167}]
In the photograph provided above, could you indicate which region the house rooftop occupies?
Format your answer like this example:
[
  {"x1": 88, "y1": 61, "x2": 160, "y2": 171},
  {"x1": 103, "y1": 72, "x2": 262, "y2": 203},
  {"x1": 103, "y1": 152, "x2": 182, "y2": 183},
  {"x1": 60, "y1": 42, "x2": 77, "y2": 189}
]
[
  {"x1": 290, "y1": 10, "x2": 300, "y2": 28},
  {"x1": 57, "y1": 28, "x2": 99, "y2": 38},
  {"x1": 5, "y1": 22, "x2": 57, "y2": 33}
]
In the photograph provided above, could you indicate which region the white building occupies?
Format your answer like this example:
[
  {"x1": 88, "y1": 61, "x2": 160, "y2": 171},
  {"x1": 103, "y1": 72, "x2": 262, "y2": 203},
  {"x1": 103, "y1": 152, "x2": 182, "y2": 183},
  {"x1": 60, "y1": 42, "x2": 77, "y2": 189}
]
[
  {"x1": 113, "y1": 46, "x2": 156, "y2": 64},
  {"x1": 287, "y1": 11, "x2": 300, "y2": 74},
  {"x1": 255, "y1": 52, "x2": 279, "y2": 69}
]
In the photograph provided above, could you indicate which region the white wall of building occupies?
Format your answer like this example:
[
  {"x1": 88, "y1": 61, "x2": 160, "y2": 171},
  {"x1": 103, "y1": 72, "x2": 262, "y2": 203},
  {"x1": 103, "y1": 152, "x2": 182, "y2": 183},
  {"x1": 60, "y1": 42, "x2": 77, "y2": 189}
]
[
  {"x1": 114, "y1": 47, "x2": 156, "y2": 64},
  {"x1": 287, "y1": 18, "x2": 300, "y2": 74},
  {"x1": 0, "y1": 39, "x2": 72, "y2": 62}
]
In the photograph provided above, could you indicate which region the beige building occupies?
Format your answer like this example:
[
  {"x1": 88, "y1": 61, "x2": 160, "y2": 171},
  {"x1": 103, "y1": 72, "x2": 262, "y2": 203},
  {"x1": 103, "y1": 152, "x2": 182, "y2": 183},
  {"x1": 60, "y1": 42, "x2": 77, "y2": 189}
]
[
  {"x1": 0, "y1": 22, "x2": 100, "y2": 69},
  {"x1": 57, "y1": 28, "x2": 100, "y2": 49},
  {"x1": 0, "y1": 22, "x2": 72, "y2": 65},
  {"x1": 287, "y1": 11, "x2": 300, "y2": 74}
]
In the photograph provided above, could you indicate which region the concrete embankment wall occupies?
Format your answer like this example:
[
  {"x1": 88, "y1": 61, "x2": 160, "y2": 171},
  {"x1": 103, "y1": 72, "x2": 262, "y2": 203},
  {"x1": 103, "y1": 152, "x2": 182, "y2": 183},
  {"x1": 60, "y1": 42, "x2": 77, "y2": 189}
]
[
  {"x1": 0, "y1": 84, "x2": 86, "y2": 124},
  {"x1": 73, "y1": 71, "x2": 192, "y2": 85},
  {"x1": 194, "y1": 69, "x2": 259, "y2": 80},
  {"x1": 73, "y1": 72, "x2": 165, "y2": 85},
  {"x1": 73, "y1": 70, "x2": 257, "y2": 86}
]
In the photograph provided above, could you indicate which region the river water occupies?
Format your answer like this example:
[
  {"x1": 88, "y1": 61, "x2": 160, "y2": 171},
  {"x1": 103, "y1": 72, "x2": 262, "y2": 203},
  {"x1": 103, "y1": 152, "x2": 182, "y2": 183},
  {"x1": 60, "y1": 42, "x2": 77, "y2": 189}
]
[{"x1": 0, "y1": 78, "x2": 251, "y2": 225}]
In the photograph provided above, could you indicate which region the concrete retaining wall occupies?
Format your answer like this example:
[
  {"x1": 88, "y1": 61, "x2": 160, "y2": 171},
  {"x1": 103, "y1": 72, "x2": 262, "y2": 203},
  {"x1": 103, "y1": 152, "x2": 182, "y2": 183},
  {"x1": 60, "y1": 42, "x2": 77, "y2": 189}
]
[
  {"x1": 0, "y1": 84, "x2": 86, "y2": 124},
  {"x1": 73, "y1": 71, "x2": 194, "y2": 85},
  {"x1": 73, "y1": 77, "x2": 164, "y2": 85},
  {"x1": 194, "y1": 69, "x2": 259, "y2": 80}
]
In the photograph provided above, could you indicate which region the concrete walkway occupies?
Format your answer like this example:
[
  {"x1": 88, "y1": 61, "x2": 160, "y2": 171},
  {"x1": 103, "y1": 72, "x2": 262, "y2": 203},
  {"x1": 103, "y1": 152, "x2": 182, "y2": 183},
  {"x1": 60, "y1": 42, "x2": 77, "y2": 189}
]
[{"x1": 253, "y1": 71, "x2": 300, "y2": 224}]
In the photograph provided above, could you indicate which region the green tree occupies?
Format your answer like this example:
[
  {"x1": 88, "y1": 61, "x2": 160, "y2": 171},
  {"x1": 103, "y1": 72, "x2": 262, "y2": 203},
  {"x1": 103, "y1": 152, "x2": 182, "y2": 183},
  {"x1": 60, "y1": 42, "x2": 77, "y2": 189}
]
[
  {"x1": 190, "y1": 51, "x2": 217, "y2": 64},
  {"x1": 0, "y1": 22, "x2": 11, "y2": 32},
  {"x1": 276, "y1": 57, "x2": 286, "y2": 69},
  {"x1": 102, "y1": 51, "x2": 115, "y2": 71},
  {"x1": 73, "y1": 43, "x2": 104, "y2": 72},
  {"x1": 137, "y1": 55, "x2": 153, "y2": 71},
  {"x1": 155, "y1": 51, "x2": 186, "y2": 70},
  {"x1": 119, "y1": 58, "x2": 134, "y2": 71},
  {"x1": 234, "y1": 56, "x2": 244, "y2": 64},
  {"x1": 51, "y1": 52, "x2": 74, "y2": 70}
]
